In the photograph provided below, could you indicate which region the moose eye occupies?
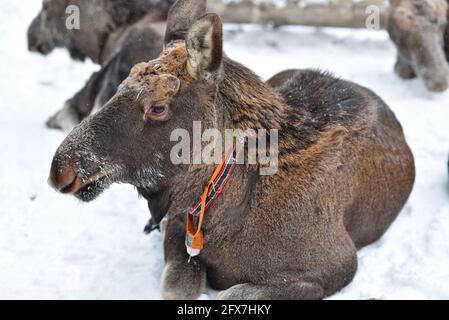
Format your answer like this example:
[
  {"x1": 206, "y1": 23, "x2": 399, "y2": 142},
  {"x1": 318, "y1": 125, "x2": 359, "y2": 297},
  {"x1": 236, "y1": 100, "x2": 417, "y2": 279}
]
[
  {"x1": 145, "y1": 104, "x2": 169, "y2": 120},
  {"x1": 153, "y1": 105, "x2": 166, "y2": 114}
]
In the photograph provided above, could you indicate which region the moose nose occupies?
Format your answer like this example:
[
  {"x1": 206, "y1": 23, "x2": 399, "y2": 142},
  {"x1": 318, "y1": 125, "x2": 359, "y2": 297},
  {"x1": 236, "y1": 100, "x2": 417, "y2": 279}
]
[
  {"x1": 27, "y1": 18, "x2": 42, "y2": 52},
  {"x1": 48, "y1": 160, "x2": 82, "y2": 194},
  {"x1": 27, "y1": 18, "x2": 53, "y2": 55}
]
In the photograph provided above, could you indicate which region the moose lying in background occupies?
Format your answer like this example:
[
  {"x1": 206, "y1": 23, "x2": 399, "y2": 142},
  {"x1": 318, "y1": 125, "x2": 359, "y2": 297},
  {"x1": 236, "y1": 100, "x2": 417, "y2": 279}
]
[
  {"x1": 28, "y1": 0, "x2": 174, "y2": 131},
  {"x1": 45, "y1": 18, "x2": 165, "y2": 131},
  {"x1": 48, "y1": 0, "x2": 415, "y2": 299},
  {"x1": 388, "y1": 0, "x2": 449, "y2": 92}
]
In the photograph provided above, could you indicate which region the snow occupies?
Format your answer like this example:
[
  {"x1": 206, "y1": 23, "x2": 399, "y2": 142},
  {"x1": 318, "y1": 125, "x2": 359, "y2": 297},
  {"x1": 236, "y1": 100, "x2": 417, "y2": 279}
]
[{"x1": 1, "y1": 1, "x2": 449, "y2": 300}]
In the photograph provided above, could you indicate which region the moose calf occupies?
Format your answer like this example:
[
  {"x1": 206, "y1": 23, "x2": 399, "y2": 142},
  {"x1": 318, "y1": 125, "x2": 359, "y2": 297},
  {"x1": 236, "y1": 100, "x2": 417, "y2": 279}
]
[{"x1": 49, "y1": 0, "x2": 415, "y2": 299}]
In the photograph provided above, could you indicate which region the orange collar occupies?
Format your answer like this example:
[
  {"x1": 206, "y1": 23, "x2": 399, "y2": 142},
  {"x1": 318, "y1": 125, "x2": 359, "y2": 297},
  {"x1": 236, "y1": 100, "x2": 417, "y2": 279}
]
[{"x1": 185, "y1": 148, "x2": 241, "y2": 260}]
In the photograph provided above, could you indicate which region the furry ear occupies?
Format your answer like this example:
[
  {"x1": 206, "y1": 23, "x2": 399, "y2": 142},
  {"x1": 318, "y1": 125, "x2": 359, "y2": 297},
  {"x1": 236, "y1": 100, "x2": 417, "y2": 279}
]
[
  {"x1": 186, "y1": 13, "x2": 223, "y2": 82},
  {"x1": 164, "y1": 0, "x2": 207, "y2": 45}
]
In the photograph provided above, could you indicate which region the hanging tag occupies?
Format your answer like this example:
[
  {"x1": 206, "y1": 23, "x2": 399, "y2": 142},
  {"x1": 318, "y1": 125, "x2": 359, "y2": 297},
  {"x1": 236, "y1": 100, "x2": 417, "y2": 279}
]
[
  {"x1": 185, "y1": 234, "x2": 202, "y2": 262},
  {"x1": 186, "y1": 245, "x2": 201, "y2": 259}
]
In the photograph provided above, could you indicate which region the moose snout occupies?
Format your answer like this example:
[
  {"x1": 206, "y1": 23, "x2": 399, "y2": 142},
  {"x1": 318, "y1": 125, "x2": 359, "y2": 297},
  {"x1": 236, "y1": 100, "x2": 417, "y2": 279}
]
[
  {"x1": 27, "y1": 16, "x2": 52, "y2": 55},
  {"x1": 48, "y1": 159, "x2": 82, "y2": 194}
]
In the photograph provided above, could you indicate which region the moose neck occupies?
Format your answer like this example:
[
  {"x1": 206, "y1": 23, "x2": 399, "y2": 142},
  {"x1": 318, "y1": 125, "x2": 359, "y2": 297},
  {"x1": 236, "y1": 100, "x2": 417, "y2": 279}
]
[
  {"x1": 166, "y1": 59, "x2": 287, "y2": 207},
  {"x1": 161, "y1": 58, "x2": 289, "y2": 218},
  {"x1": 214, "y1": 58, "x2": 287, "y2": 132},
  {"x1": 98, "y1": 27, "x2": 127, "y2": 64}
]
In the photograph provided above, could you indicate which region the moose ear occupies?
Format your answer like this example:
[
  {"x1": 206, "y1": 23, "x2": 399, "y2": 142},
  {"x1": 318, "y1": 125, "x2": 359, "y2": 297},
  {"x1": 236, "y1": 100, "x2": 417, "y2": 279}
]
[
  {"x1": 186, "y1": 13, "x2": 223, "y2": 82},
  {"x1": 164, "y1": 0, "x2": 207, "y2": 45}
]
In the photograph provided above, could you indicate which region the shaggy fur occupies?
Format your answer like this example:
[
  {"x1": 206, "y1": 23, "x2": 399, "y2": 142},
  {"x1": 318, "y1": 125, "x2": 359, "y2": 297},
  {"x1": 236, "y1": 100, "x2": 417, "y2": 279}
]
[
  {"x1": 49, "y1": 0, "x2": 415, "y2": 300},
  {"x1": 388, "y1": 0, "x2": 449, "y2": 92}
]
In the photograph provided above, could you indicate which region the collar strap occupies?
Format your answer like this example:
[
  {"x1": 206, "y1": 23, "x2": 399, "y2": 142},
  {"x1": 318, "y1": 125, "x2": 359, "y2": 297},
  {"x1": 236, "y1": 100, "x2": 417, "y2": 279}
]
[{"x1": 185, "y1": 147, "x2": 241, "y2": 259}]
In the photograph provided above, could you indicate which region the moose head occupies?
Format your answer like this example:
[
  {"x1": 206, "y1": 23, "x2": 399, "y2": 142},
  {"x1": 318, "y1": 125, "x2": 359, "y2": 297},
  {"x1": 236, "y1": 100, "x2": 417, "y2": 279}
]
[
  {"x1": 388, "y1": 0, "x2": 449, "y2": 92},
  {"x1": 27, "y1": 0, "x2": 172, "y2": 63},
  {"x1": 48, "y1": 0, "x2": 231, "y2": 202}
]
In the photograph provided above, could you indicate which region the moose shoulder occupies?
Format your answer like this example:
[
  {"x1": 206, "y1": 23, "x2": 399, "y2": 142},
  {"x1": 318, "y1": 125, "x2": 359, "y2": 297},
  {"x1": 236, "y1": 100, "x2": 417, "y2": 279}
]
[{"x1": 48, "y1": 0, "x2": 415, "y2": 299}]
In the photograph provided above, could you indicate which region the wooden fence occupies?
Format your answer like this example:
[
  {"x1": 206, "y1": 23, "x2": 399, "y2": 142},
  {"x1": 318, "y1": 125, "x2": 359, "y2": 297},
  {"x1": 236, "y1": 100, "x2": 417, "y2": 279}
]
[{"x1": 208, "y1": 0, "x2": 390, "y2": 29}]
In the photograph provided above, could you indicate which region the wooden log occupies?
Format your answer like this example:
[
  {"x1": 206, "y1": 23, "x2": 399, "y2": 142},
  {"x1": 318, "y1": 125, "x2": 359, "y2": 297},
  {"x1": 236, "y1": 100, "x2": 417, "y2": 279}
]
[{"x1": 208, "y1": 0, "x2": 390, "y2": 29}]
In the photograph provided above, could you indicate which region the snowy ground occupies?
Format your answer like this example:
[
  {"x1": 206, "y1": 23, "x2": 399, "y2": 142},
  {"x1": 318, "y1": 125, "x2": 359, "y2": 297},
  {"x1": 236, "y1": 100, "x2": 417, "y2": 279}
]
[{"x1": 1, "y1": 1, "x2": 449, "y2": 300}]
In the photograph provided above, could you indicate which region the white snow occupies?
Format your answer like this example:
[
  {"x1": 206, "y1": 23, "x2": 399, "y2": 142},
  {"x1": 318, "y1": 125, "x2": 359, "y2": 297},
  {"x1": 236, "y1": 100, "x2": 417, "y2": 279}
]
[{"x1": 0, "y1": 1, "x2": 449, "y2": 299}]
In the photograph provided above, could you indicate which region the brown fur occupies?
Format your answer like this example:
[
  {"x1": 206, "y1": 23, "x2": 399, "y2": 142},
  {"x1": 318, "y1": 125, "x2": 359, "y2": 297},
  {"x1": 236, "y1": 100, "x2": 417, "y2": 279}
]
[
  {"x1": 49, "y1": 0, "x2": 415, "y2": 299},
  {"x1": 388, "y1": 0, "x2": 449, "y2": 91}
]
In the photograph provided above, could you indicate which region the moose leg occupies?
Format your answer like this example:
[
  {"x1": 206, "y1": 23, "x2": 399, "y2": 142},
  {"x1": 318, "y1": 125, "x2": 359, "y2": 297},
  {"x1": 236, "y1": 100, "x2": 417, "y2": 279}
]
[
  {"x1": 394, "y1": 55, "x2": 416, "y2": 79},
  {"x1": 46, "y1": 101, "x2": 80, "y2": 132},
  {"x1": 161, "y1": 218, "x2": 206, "y2": 300},
  {"x1": 217, "y1": 235, "x2": 357, "y2": 300},
  {"x1": 216, "y1": 280, "x2": 324, "y2": 300}
]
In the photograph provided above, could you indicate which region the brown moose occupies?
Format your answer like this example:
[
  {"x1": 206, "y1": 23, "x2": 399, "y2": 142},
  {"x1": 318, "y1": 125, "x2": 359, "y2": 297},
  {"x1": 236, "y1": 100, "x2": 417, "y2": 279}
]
[
  {"x1": 49, "y1": 0, "x2": 415, "y2": 299},
  {"x1": 388, "y1": 0, "x2": 449, "y2": 92},
  {"x1": 28, "y1": 0, "x2": 174, "y2": 131}
]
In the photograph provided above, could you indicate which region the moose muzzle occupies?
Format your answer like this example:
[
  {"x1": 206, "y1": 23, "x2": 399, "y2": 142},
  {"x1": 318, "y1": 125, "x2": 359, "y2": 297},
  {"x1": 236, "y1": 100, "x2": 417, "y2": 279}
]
[{"x1": 48, "y1": 160, "x2": 82, "y2": 194}]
